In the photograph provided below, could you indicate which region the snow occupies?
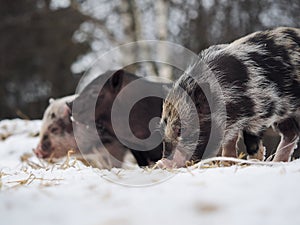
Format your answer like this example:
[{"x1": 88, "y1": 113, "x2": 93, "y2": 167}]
[{"x1": 1, "y1": 119, "x2": 300, "y2": 225}]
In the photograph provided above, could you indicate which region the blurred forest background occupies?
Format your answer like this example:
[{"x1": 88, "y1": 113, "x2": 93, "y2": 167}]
[{"x1": 0, "y1": 0, "x2": 300, "y2": 119}]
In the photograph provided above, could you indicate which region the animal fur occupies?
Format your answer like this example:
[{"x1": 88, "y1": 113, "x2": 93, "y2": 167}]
[{"x1": 161, "y1": 27, "x2": 300, "y2": 166}]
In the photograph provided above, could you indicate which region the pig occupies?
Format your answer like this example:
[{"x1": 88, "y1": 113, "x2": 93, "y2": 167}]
[
  {"x1": 34, "y1": 95, "x2": 79, "y2": 158},
  {"x1": 160, "y1": 27, "x2": 300, "y2": 167},
  {"x1": 34, "y1": 95, "x2": 127, "y2": 168},
  {"x1": 69, "y1": 70, "x2": 170, "y2": 166}
]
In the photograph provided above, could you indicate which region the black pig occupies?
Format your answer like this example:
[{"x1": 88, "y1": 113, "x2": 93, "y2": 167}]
[{"x1": 70, "y1": 70, "x2": 170, "y2": 166}]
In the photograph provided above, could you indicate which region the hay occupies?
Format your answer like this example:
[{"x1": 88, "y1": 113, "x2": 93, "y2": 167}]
[
  {"x1": 7, "y1": 173, "x2": 64, "y2": 189},
  {"x1": 191, "y1": 156, "x2": 284, "y2": 170},
  {"x1": 59, "y1": 150, "x2": 77, "y2": 169},
  {"x1": 3, "y1": 151, "x2": 80, "y2": 190},
  {"x1": 151, "y1": 151, "x2": 283, "y2": 171},
  {"x1": 0, "y1": 171, "x2": 4, "y2": 190},
  {"x1": 21, "y1": 149, "x2": 79, "y2": 170},
  {"x1": 15, "y1": 110, "x2": 30, "y2": 120},
  {"x1": 21, "y1": 152, "x2": 48, "y2": 169}
]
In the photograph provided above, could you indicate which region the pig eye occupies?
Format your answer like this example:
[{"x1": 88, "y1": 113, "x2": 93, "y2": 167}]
[
  {"x1": 163, "y1": 118, "x2": 168, "y2": 125},
  {"x1": 43, "y1": 134, "x2": 49, "y2": 141},
  {"x1": 51, "y1": 113, "x2": 56, "y2": 119},
  {"x1": 96, "y1": 122, "x2": 105, "y2": 133},
  {"x1": 178, "y1": 127, "x2": 181, "y2": 137},
  {"x1": 50, "y1": 127, "x2": 59, "y2": 134}
]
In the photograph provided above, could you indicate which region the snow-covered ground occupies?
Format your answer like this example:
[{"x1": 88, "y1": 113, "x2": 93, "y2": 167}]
[{"x1": 1, "y1": 119, "x2": 300, "y2": 225}]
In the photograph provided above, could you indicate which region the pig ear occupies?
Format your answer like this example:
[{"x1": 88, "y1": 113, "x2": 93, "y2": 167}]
[
  {"x1": 63, "y1": 103, "x2": 72, "y2": 117},
  {"x1": 109, "y1": 70, "x2": 124, "y2": 92},
  {"x1": 49, "y1": 98, "x2": 55, "y2": 104},
  {"x1": 191, "y1": 83, "x2": 211, "y2": 115},
  {"x1": 66, "y1": 101, "x2": 73, "y2": 110},
  {"x1": 162, "y1": 84, "x2": 171, "y2": 95}
]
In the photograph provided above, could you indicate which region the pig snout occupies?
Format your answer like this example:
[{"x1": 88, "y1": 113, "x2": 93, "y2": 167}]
[
  {"x1": 34, "y1": 135, "x2": 53, "y2": 158},
  {"x1": 34, "y1": 145, "x2": 51, "y2": 158},
  {"x1": 156, "y1": 140, "x2": 191, "y2": 169},
  {"x1": 34, "y1": 145, "x2": 46, "y2": 158},
  {"x1": 156, "y1": 148, "x2": 190, "y2": 169},
  {"x1": 162, "y1": 141, "x2": 174, "y2": 159}
]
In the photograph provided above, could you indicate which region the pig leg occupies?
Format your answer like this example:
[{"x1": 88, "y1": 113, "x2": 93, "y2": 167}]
[
  {"x1": 273, "y1": 118, "x2": 300, "y2": 162},
  {"x1": 243, "y1": 131, "x2": 265, "y2": 161},
  {"x1": 221, "y1": 134, "x2": 239, "y2": 158}
]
